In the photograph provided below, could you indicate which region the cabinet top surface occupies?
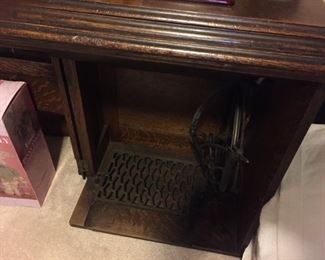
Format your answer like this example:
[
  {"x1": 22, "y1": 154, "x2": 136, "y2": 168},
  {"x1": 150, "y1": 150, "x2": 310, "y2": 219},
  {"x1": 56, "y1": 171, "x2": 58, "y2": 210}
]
[
  {"x1": 86, "y1": 0, "x2": 325, "y2": 27},
  {"x1": 1, "y1": 0, "x2": 325, "y2": 81},
  {"x1": 2, "y1": 0, "x2": 323, "y2": 27}
]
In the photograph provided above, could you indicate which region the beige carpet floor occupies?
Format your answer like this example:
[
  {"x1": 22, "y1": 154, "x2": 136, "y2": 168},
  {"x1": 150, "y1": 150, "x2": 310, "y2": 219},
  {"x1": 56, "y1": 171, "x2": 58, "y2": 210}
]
[{"x1": 0, "y1": 137, "x2": 237, "y2": 260}]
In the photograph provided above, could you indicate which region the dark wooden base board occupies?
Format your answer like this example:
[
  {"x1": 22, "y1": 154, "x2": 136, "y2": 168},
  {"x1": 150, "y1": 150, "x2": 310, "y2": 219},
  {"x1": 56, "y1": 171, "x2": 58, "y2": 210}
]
[{"x1": 70, "y1": 142, "x2": 241, "y2": 257}]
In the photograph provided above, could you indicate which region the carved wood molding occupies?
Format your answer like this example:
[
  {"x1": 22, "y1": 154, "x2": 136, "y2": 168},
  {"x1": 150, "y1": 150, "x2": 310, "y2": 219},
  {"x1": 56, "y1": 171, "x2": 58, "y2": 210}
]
[{"x1": 0, "y1": 0, "x2": 325, "y2": 80}]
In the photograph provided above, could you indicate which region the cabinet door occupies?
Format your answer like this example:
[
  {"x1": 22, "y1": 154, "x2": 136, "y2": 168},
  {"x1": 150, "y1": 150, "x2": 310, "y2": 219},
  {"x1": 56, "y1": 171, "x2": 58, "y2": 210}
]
[
  {"x1": 52, "y1": 59, "x2": 101, "y2": 177},
  {"x1": 0, "y1": 48, "x2": 66, "y2": 135}
]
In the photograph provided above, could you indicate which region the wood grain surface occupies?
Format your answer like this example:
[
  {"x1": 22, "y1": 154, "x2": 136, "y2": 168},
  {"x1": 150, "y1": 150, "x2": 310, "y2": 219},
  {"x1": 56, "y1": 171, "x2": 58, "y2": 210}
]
[
  {"x1": 0, "y1": 0, "x2": 324, "y2": 81},
  {"x1": 0, "y1": 54, "x2": 67, "y2": 135}
]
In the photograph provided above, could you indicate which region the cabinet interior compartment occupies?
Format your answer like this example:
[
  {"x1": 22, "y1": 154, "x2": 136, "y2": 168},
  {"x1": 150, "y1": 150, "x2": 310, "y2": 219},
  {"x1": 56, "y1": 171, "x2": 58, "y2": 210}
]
[{"x1": 69, "y1": 59, "x2": 322, "y2": 256}]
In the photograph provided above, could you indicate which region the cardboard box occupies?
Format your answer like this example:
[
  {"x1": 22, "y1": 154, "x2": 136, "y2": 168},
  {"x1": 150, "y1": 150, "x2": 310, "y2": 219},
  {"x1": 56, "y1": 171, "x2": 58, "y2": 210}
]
[{"x1": 0, "y1": 80, "x2": 55, "y2": 207}]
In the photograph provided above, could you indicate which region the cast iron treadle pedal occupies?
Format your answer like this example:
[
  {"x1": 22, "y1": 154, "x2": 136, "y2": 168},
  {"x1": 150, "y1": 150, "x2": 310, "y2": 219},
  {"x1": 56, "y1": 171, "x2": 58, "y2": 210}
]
[{"x1": 93, "y1": 143, "x2": 195, "y2": 215}]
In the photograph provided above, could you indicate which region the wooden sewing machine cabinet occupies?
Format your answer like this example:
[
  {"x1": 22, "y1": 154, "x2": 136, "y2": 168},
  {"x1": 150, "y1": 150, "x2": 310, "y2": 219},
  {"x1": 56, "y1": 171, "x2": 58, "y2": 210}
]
[{"x1": 0, "y1": 0, "x2": 324, "y2": 256}]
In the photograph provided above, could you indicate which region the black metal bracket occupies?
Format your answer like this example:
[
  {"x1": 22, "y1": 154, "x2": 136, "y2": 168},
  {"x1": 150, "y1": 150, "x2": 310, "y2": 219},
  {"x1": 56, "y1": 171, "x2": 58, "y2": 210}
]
[{"x1": 189, "y1": 79, "x2": 254, "y2": 192}]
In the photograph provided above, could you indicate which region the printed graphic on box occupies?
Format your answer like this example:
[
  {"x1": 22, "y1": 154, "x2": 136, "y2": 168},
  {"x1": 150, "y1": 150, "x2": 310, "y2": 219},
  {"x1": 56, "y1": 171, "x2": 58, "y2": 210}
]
[
  {"x1": 0, "y1": 80, "x2": 55, "y2": 207},
  {"x1": 3, "y1": 84, "x2": 40, "y2": 162},
  {"x1": 0, "y1": 137, "x2": 36, "y2": 199}
]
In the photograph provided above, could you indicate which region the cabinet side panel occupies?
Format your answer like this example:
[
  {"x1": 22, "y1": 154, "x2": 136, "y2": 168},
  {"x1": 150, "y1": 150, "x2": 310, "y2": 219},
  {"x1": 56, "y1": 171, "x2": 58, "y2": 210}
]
[{"x1": 238, "y1": 80, "x2": 325, "y2": 252}]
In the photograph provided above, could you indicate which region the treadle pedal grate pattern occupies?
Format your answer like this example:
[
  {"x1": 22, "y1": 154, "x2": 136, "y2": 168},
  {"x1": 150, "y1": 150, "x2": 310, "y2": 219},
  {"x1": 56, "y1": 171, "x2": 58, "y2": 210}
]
[{"x1": 94, "y1": 151, "x2": 195, "y2": 214}]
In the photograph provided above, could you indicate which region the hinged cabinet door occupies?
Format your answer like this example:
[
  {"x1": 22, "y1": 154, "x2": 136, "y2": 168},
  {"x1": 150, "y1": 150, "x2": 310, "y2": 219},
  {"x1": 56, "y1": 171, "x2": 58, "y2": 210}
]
[{"x1": 52, "y1": 58, "x2": 105, "y2": 177}]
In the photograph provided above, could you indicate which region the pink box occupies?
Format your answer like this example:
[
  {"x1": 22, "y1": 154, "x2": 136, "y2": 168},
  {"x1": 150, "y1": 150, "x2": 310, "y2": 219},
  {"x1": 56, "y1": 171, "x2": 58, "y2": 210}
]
[{"x1": 0, "y1": 80, "x2": 55, "y2": 207}]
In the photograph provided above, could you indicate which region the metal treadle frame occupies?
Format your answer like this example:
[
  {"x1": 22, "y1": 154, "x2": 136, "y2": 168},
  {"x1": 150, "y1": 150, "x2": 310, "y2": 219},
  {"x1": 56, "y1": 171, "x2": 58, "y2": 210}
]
[
  {"x1": 93, "y1": 145, "x2": 195, "y2": 215},
  {"x1": 70, "y1": 142, "x2": 239, "y2": 255}
]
